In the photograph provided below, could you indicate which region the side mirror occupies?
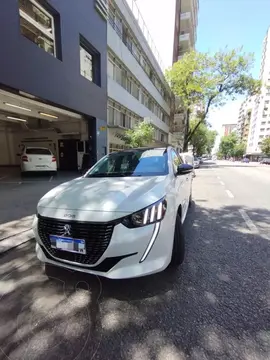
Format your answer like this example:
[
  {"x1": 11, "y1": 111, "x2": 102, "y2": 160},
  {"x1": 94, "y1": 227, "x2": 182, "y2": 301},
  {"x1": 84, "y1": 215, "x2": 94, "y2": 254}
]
[{"x1": 177, "y1": 163, "x2": 194, "y2": 175}]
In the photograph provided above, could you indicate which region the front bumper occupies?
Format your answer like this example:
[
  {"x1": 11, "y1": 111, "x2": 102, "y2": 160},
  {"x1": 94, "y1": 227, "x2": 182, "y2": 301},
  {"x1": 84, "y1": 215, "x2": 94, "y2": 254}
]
[{"x1": 33, "y1": 214, "x2": 175, "y2": 279}]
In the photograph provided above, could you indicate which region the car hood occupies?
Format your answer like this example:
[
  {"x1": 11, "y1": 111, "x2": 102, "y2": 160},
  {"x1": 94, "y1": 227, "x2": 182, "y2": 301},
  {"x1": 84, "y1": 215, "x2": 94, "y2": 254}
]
[{"x1": 38, "y1": 176, "x2": 167, "y2": 220}]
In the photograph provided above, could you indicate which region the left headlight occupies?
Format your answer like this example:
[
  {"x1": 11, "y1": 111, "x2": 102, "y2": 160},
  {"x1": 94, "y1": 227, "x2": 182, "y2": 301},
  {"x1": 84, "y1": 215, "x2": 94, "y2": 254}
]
[{"x1": 122, "y1": 197, "x2": 167, "y2": 228}]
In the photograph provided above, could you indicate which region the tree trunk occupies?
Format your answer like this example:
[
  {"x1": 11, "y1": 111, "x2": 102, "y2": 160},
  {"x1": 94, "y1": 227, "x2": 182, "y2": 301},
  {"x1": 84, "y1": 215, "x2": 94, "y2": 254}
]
[{"x1": 183, "y1": 108, "x2": 190, "y2": 152}]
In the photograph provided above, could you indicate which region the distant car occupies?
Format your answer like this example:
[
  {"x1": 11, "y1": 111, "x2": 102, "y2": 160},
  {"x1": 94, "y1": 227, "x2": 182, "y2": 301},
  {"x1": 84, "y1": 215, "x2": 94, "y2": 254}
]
[
  {"x1": 260, "y1": 157, "x2": 270, "y2": 165},
  {"x1": 194, "y1": 157, "x2": 200, "y2": 169},
  {"x1": 20, "y1": 147, "x2": 57, "y2": 175},
  {"x1": 242, "y1": 157, "x2": 250, "y2": 163}
]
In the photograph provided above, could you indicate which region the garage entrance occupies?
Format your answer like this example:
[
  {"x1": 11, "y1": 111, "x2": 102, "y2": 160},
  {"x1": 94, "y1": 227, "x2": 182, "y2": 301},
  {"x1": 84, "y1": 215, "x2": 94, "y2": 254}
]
[{"x1": 0, "y1": 89, "x2": 97, "y2": 172}]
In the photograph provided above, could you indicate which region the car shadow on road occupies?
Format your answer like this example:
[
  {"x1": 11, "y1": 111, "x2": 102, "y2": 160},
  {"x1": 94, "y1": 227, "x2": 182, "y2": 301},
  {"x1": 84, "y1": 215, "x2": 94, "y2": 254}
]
[{"x1": 0, "y1": 202, "x2": 270, "y2": 359}]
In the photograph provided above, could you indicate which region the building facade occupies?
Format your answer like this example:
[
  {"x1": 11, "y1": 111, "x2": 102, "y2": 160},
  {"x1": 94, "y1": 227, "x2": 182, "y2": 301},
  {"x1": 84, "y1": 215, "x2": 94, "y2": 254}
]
[
  {"x1": 170, "y1": 0, "x2": 199, "y2": 151},
  {"x1": 0, "y1": 0, "x2": 108, "y2": 170},
  {"x1": 221, "y1": 124, "x2": 237, "y2": 137},
  {"x1": 173, "y1": 0, "x2": 198, "y2": 63},
  {"x1": 237, "y1": 96, "x2": 255, "y2": 145},
  {"x1": 247, "y1": 28, "x2": 270, "y2": 155},
  {"x1": 107, "y1": 0, "x2": 172, "y2": 153}
]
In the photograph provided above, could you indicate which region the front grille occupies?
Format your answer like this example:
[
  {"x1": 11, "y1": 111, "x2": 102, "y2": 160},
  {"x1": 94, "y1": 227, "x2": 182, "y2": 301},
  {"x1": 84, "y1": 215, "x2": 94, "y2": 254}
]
[{"x1": 38, "y1": 215, "x2": 115, "y2": 265}]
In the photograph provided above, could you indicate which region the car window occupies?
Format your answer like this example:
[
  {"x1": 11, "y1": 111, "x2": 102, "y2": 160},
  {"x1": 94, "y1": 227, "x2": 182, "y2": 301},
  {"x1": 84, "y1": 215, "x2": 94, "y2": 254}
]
[
  {"x1": 26, "y1": 148, "x2": 52, "y2": 155},
  {"x1": 85, "y1": 148, "x2": 169, "y2": 177},
  {"x1": 171, "y1": 150, "x2": 182, "y2": 173}
]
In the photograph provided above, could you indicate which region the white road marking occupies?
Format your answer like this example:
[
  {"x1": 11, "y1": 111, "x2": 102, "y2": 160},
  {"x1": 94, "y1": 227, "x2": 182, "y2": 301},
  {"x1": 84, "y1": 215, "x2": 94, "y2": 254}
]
[
  {"x1": 49, "y1": 176, "x2": 53, "y2": 182},
  {"x1": 226, "y1": 189, "x2": 234, "y2": 198},
  {"x1": 0, "y1": 176, "x2": 7, "y2": 181},
  {"x1": 239, "y1": 209, "x2": 259, "y2": 234},
  {"x1": 220, "y1": 181, "x2": 225, "y2": 186},
  {"x1": 217, "y1": 176, "x2": 221, "y2": 180},
  {"x1": 239, "y1": 209, "x2": 270, "y2": 240}
]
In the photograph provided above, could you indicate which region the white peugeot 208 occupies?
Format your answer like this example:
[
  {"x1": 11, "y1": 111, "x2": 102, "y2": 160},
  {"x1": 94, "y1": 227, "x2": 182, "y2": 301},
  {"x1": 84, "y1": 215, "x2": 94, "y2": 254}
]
[{"x1": 33, "y1": 147, "x2": 193, "y2": 279}]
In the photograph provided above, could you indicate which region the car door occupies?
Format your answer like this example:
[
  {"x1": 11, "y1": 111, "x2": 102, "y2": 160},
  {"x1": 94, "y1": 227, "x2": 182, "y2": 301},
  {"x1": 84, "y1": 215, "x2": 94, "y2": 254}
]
[{"x1": 171, "y1": 149, "x2": 189, "y2": 218}]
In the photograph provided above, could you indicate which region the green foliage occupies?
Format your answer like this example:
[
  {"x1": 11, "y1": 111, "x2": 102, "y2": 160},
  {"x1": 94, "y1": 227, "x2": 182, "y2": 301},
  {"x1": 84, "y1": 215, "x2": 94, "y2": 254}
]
[
  {"x1": 189, "y1": 119, "x2": 217, "y2": 155},
  {"x1": 233, "y1": 142, "x2": 246, "y2": 157},
  {"x1": 260, "y1": 136, "x2": 270, "y2": 156},
  {"x1": 206, "y1": 129, "x2": 218, "y2": 155},
  {"x1": 218, "y1": 132, "x2": 246, "y2": 158},
  {"x1": 119, "y1": 121, "x2": 155, "y2": 148},
  {"x1": 165, "y1": 48, "x2": 261, "y2": 149}
]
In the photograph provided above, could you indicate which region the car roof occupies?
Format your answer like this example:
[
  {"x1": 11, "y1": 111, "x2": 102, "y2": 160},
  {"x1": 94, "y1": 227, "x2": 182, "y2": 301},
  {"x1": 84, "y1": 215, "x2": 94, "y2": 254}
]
[{"x1": 111, "y1": 147, "x2": 168, "y2": 153}]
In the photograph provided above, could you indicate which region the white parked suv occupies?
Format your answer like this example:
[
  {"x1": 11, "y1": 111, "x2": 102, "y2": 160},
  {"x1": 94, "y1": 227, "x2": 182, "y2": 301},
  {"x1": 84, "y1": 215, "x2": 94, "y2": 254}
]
[
  {"x1": 20, "y1": 147, "x2": 57, "y2": 175},
  {"x1": 33, "y1": 147, "x2": 193, "y2": 279}
]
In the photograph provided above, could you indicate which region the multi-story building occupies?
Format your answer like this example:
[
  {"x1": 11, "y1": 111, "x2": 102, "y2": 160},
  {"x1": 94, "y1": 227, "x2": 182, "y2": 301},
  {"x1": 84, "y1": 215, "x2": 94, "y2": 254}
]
[
  {"x1": 170, "y1": 0, "x2": 199, "y2": 151},
  {"x1": 107, "y1": 0, "x2": 172, "y2": 153},
  {"x1": 173, "y1": 0, "x2": 199, "y2": 63},
  {"x1": 221, "y1": 123, "x2": 237, "y2": 137},
  {"x1": 0, "y1": 0, "x2": 108, "y2": 170},
  {"x1": 247, "y1": 28, "x2": 270, "y2": 156},
  {"x1": 237, "y1": 96, "x2": 255, "y2": 144}
]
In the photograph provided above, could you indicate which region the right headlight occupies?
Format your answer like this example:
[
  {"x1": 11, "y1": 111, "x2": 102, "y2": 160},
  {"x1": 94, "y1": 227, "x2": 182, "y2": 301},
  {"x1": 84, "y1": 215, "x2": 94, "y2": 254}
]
[{"x1": 121, "y1": 197, "x2": 167, "y2": 228}]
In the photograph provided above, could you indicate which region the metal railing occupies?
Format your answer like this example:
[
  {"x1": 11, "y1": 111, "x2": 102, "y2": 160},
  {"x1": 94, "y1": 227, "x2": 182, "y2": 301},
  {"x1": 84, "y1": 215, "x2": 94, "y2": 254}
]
[{"x1": 125, "y1": 0, "x2": 165, "y2": 72}]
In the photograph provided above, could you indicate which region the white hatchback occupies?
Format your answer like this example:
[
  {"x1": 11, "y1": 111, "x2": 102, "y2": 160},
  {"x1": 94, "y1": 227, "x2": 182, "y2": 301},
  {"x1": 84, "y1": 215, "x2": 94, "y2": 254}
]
[
  {"x1": 33, "y1": 147, "x2": 193, "y2": 279},
  {"x1": 21, "y1": 147, "x2": 57, "y2": 174}
]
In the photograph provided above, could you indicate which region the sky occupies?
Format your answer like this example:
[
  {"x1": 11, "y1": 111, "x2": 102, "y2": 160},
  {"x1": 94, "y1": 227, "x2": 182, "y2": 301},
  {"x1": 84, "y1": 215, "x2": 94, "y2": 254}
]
[{"x1": 132, "y1": 0, "x2": 270, "y2": 135}]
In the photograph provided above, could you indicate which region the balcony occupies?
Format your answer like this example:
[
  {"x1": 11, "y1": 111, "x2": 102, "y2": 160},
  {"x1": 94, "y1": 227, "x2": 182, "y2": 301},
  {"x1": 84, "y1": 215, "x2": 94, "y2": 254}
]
[
  {"x1": 180, "y1": 12, "x2": 191, "y2": 21},
  {"x1": 179, "y1": 33, "x2": 190, "y2": 42},
  {"x1": 179, "y1": 32, "x2": 191, "y2": 50}
]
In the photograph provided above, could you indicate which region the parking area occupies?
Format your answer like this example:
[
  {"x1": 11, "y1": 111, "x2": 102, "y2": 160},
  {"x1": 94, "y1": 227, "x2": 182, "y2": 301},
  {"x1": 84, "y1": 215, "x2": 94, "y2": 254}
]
[{"x1": 0, "y1": 169, "x2": 79, "y2": 252}]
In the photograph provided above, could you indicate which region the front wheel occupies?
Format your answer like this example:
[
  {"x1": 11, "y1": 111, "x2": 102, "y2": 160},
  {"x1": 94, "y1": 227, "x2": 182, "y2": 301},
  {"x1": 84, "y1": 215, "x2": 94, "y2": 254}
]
[{"x1": 169, "y1": 214, "x2": 185, "y2": 267}]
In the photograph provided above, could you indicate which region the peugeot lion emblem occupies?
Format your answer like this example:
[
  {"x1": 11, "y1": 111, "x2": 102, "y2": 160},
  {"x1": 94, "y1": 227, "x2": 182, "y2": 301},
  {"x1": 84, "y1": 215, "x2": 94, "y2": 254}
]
[{"x1": 63, "y1": 224, "x2": 71, "y2": 236}]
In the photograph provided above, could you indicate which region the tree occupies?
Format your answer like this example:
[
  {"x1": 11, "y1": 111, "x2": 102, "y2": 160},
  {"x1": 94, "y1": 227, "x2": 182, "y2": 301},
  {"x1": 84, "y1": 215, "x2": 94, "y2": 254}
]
[
  {"x1": 166, "y1": 48, "x2": 261, "y2": 151},
  {"x1": 260, "y1": 136, "x2": 270, "y2": 156},
  {"x1": 206, "y1": 129, "x2": 218, "y2": 155},
  {"x1": 218, "y1": 132, "x2": 238, "y2": 158},
  {"x1": 189, "y1": 119, "x2": 208, "y2": 155},
  {"x1": 189, "y1": 119, "x2": 217, "y2": 155},
  {"x1": 119, "y1": 120, "x2": 155, "y2": 148},
  {"x1": 233, "y1": 142, "x2": 246, "y2": 157}
]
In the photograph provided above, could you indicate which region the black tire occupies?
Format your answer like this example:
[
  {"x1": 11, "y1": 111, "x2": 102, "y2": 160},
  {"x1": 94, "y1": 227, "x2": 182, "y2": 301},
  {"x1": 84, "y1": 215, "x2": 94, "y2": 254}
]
[
  {"x1": 44, "y1": 263, "x2": 54, "y2": 277},
  {"x1": 170, "y1": 214, "x2": 185, "y2": 267}
]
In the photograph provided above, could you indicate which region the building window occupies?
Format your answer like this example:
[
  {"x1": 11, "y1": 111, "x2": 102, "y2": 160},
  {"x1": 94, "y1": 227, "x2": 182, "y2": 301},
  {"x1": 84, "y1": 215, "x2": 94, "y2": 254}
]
[
  {"x1": 107, "y1": 99, "x2": 142, "y2": 129},
  {"x1": 108, "y1": 3, "x2": 170, "y2": 106},
  {"x1": 80, "y1": 47, "x2": 93, "y2": 81},
  {"x1": 19, "y1": 0, "x2": 55, "y2": 56},
  {"x1": 108, "y1": 58, "x2": 114, "y2": 78},
  {"x1": 131, "y1": 81, "x2": 140, "y2": 100},
  {"x1": 80, "y1": 36, "x2": 101, "y2": 86}
]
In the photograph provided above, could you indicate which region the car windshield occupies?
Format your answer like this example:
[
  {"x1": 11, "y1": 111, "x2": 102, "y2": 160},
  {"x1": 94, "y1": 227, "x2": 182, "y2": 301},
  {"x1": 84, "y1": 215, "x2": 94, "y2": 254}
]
[
  {"x1": 26, "y1": 148, "x2": 51, "y2": 155},
  {"x1": 85, "y1": 148, "x2": 169, "y2": 177}
]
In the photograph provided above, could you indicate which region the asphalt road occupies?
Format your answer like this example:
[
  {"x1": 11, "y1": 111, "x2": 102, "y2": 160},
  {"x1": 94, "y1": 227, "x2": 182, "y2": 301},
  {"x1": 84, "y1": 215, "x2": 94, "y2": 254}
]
[{"x1": 0, "y1": 161, "x2": 269, "y2": 360}]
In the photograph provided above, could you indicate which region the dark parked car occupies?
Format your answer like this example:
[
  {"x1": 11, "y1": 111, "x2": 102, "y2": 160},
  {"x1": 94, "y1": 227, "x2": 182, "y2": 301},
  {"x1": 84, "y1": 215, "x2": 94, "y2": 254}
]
[{"x1": 260, "y1": 158, "x2": 270, "y2": 165}]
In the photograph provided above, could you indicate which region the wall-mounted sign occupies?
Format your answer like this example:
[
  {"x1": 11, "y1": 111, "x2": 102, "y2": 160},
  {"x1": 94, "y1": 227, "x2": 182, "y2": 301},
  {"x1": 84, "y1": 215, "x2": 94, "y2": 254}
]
[{"x1": 99, "y1": 126, "x2": 107, "y2": 131}]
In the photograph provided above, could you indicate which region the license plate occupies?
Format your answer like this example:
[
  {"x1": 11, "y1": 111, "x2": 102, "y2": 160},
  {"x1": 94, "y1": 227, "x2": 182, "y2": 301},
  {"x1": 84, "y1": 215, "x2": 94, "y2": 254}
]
[
  {"x1": 36, "y1": 165, "x2": 46, "y2": 168},
  {"x1": 49, "y1": 235, "x2": 86, "y2": 254}
]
